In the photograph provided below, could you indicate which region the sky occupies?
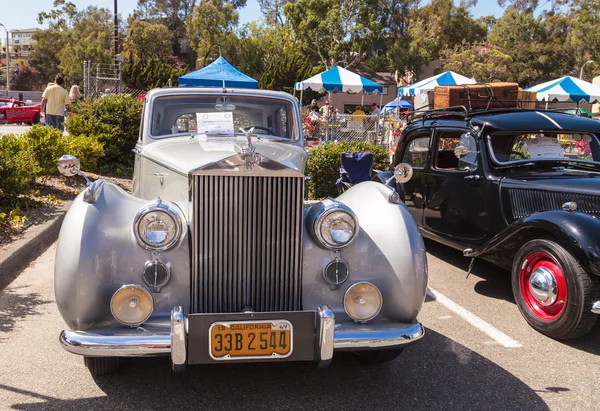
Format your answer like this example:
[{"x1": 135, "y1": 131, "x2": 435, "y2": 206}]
[{"x1": 1, "y1": 0, "x2": 507, "y2": 33}]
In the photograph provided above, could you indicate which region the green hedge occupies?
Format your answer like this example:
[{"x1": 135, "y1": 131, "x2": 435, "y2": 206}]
[
  {"x1": 306, "y1": 141, "x2": 390, "y2": 199},
  {"x1": 0, "y1": 126, "x2": 104, "y2": 208},
  {"x1": 0, "y1": 134, "x2": 39, "y2": 205},
  {"x1": 66, "y1": 95, "x2": 142, "y2": 174}
]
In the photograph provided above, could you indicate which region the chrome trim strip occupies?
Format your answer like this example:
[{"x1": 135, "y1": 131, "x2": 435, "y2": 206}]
[
  {"x1": 592, "y1": 301, "x2": 600, "y2": 314},
  {"x1": 317, "y1": 305, "x2": 335, "y2": 363},
  {"x1": 333, "y1": 322, "x2": 425, "y2": 350},
  {"x1": 171, "y1": 306, "x2": 186, "y2": 366},
  {"x1": 535, "y1": 111, "x2": 563, "y2": 129},
  {"x1": 59, "y1": 330, "x2": 171, "y2": 357}
]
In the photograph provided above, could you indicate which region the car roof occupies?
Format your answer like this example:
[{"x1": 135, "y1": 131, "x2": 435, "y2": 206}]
[
  {"x1": 146, "y1": 87, "x2": 296, "y2": 101},
  {"x1": 406, "y1": 109, "x2": 600, "y2": 134},
  {"x1": 470, "y1": 110, "x2": 600, "y2": 132}
]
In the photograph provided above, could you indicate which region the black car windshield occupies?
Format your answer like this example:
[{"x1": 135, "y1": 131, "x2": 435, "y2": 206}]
[
  {"x1": 489, "y1": 132, "x2": 600, "y2": 166},
  {"x1": 150, "y1": 94, "x2": 296, "y2": 139}
]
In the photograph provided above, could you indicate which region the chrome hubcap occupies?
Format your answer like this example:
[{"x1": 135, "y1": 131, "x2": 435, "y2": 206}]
[{"x1": 529, "y1": 267, "x2": 558, "y2": 307}]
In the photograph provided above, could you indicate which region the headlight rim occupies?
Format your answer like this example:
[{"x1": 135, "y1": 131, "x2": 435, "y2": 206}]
[
  {"x1": 133, "y1": 199, "x2": 183, "y2": 251},
  {"x1": 343, "y1": 281, "x2": 383, "y2": 323},
  {"x1": 313, "y1": 201, "x2": 359, "y2": 250},
  {"x1": 110, "y1": 284, "x2": 154, "y2": 327}
]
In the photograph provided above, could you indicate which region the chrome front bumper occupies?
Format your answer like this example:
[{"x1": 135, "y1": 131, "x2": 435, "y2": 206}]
[
  {"x1": 59, "y1": 305, "x2": 424, "y2": 368},
  {"x1": 592, "y1": 301, "x2": 600, "y2": 315}
]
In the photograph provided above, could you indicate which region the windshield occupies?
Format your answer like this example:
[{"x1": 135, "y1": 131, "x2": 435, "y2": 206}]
[
  {"x1": 150, "y1": 94, "x2": 296, "y2": 139},
  {"x1": 489, "y1": 132, "x2": 600, "y2": 166}
]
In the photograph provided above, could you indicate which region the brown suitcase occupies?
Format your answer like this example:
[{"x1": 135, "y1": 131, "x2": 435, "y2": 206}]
[
  {"x1": 433, "y1": 82, "x2": 520, "y2": 109},
  {"x1": 517, "y1": 89, "x2": 538, "y2": 109}
]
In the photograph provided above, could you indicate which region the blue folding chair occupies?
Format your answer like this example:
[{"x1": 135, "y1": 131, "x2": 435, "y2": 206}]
[{"x1": 336, "y1": 152, "x2": 375, "y2": 193}]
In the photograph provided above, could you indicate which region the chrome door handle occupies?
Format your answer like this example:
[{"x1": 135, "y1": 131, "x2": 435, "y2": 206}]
[{"x1": 464, "y1": 175, "x2": 482, "y2": 180}]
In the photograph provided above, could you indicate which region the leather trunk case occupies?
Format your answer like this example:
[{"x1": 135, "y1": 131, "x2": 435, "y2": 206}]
[
  {"x1": 517, "y1": 89, "x2": 538, "y2": 109},
  {"x1": 433, "y1": 82, "x2": 519, "y2": 109}
]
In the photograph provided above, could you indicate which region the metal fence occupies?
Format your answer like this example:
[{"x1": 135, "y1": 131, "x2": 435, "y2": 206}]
[
  {"x1": 82, "y1": 60, "x2": 145, "y2": 99},
  {"x1": 303, "y1": 112, "x2": 407, "y2": 155}
]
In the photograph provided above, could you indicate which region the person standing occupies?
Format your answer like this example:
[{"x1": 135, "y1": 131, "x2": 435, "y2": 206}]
[
  {"x1": 41, "y1": 75, "x2": 71, "y2": 131},
  {"x1": 307, "y1": 99, "x2": 319, "y2": 112},
  {"x1": 69, "y1": 85, "x2": 83, "y2": 103}
]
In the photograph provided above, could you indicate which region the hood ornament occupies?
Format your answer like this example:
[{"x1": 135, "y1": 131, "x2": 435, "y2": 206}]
[{"x1": 239, "y1": 127, "x2": 263, "y2": 170}]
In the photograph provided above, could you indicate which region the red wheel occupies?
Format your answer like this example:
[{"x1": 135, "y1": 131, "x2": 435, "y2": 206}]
[
  {"x1": 512, "y1": 239, "x2": 600, "y2": 340},
  {"x1": 519, "y1": 252, "x2": 567, "y2": 320}
]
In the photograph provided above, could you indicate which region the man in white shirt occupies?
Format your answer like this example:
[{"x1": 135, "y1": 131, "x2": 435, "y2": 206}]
[{"x1": 41, "y1": 75, "x2": 71, "y2": 131}]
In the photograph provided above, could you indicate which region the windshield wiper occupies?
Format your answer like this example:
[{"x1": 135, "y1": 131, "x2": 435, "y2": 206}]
[{"x1": 495, "y1": 162, "x2": 536, "y2": 170}]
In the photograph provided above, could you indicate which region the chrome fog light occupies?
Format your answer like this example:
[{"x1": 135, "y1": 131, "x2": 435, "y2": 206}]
[
  {"x1": 110, "y1": 285, "x2": 153, "y2": 326},
  {"x1": 343, "y1": 282, "x2": 382, "y2": 322},
  {"x1": 134, "y1": 199, "x2": 182, "y2": 251}
]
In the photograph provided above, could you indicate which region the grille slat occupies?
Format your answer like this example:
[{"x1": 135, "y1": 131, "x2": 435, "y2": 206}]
[
  {"x1": 509, "y1": 189, "x2": 600, "y2": 219},
  {"x1": 193, "y1": 174, "x2": 304, "y2": 313}
]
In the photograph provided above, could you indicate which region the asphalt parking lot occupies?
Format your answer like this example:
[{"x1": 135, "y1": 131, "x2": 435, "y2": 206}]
[
  {"x1": 0, "y1": 240, "x2": 598, "y2": 410},
  {"x1": 0, "y1": 124, "x2": 32, "y2": 135}
]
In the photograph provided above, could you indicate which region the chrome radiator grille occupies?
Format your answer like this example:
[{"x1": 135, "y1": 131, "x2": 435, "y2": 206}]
[
  {"x1": 509, "y1": 189, "x2": 600, "y2": 219},
  {"x1": 192, "y1": 175, "x2": 304, "y2": 313}
]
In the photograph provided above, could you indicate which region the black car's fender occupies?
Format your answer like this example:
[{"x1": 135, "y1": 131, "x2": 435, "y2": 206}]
[
  {"x1": 464, "y1": 210, "x2": 600, "y2": 276},
  {"x1": 372, "y1": 171, "x2": 405, "y2": 201}
]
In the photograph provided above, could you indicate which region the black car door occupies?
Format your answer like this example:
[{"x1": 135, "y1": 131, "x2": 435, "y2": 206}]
[
  {"x1": 422, "y1": 128, "x2": 489, "y2": 246},
  {"x1": 395, "y1": 130, "x2": 432, "y2": 226}
]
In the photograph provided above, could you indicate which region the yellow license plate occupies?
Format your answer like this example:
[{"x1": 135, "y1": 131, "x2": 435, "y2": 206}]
[{"x1": 209, "y1": 320, "x2": 293, "y2": 360}]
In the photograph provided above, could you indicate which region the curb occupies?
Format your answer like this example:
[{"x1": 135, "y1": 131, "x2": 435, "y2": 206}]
[{"x1": 0, "y1": 204, "x2": 68, "y2": 291}]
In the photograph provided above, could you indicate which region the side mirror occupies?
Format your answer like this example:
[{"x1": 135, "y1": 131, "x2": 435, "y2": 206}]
[
  {"x1": 57, "y1": 154, "x2": 81, "y2": 177},
  {"x1": 454, "y1": 145, "x2": 469, "y2": 159},
  {"x1": 57, "y1": 154, "x2": 92, "y2": 185},
  {"x1": 393, "y1": 163, "x2": 413, "y2": 183}
]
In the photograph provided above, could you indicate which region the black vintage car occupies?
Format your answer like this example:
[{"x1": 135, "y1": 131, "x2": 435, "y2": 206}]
[{"x1": 377, "y1": 107, "x2": 600, "y2": 340}]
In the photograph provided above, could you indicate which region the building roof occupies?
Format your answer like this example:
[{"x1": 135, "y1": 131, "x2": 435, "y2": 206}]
[
  {"x1": 356, "y1": 71, "x2": 396, "y2": 86},
  {"x1": 11, "y1": 28, "x2": 41, "y2": 32}
]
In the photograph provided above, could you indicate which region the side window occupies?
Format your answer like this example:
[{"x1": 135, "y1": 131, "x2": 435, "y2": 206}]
[
  {"x1": 434, "y1": 131, "x2": 463, "y2": 171},
  {"x1": 402, "y1": 136, "x2": 430, "y2": 168}
]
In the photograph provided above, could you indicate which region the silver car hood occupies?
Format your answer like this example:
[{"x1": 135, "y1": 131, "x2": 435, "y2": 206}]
[{"x1": 141, "y1": 136, "x2": 307, "y2": 176}]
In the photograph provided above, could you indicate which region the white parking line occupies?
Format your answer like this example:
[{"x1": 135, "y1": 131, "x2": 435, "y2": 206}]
[{"x1": 427, "y1": 287, "x2": 523, "y2": 348}]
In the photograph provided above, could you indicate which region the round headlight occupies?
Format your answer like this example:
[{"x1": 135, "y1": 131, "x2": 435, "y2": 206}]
[
  {"x1": 313, "y1": 202, "x2": 358, "y2": 249},
  {"x1": 134, "y1": 199, "x2": 182, "y2": 251},
  {"x1": 343, "y1": 282, "x2": 383, "y2": 322},
  {"x1": 110, "y1": 285, "x2": 153, "y2": 326}
]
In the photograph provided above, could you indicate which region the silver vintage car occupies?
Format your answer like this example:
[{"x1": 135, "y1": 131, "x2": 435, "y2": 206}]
[{"x1": 55, "y1": 87, "x2": 427, "y2": 375}]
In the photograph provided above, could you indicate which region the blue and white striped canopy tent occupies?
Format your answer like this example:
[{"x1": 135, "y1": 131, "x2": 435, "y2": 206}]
[
  {"x1": 295, "y1": 66, "x2": 383, "y2": 94},
  {"x1": 525, "y1": 76, "x2": 600, "y2": 103},
  {"x1": 294, "y1": 66, "x2": 384, "y2": 107},
  {"x1": 398, "y1": 71, "x2": 477, "y2": 96}
]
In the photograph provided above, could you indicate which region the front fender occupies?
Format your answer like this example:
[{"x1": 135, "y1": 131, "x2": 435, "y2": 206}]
[
  {"x1": 372, "y1": 171, "x2": 405, "y2": 201},
  {"x1": 465, "y1": 210, "x2": 600, "y2": 276},
  {"x1": 302, "y1": 182, "x2": 427, "y2": 323},
  {"x1": 54, "y1": 182, "x2": 191, "y2": 331}
]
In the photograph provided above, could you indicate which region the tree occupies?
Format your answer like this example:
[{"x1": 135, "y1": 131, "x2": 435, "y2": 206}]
[
  {"x1": 186, "y1": 0, "x2": 239, "y2": 66},
  {"x1": 31, "y1": 1, "x2": 114, "y2": 85},
  {"x1": 122, "y1": 20, "x2": 185, "y2": 89},
  {"x1": 567, "y1": 0, "x2": 600, "y2": 77},
  {"x1": 124, "y1": 20, "x2": 173, "y2": 63},
  {"x1": 489, "y1": 8, "x2": 574, "y2": 86},
  {"x1": 258, "y1": 0, "x2": 292, "y2": 25},
  {"x1": 387, "y1": 0, "x2": 486, "y2": 80},
  {"x1": 442, "y1": 45, "x2": 512, "y2": 82}
]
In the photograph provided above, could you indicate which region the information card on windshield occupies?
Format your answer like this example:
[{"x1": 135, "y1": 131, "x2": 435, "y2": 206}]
[
  {"x1": 527, "y1": 136, "x2": 564, "y2": 158},
  {"x1": 196, "y1": 112, "x2": 234, "y2": 135}
]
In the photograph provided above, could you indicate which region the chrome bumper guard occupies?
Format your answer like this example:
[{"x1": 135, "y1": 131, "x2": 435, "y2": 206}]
[
  {"x1": 592, "y1": 301, "x2": 600, "y2": 315},
  {"x1": 59, "y1": 305, "x2": 425, "y2": 367}
]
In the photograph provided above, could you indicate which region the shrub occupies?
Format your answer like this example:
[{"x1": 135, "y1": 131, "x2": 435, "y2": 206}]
[
  {"x1": 0, "y1": 134, "x2": 39, "y2": 205},
  {"x1": 20, "y1": 125, "x2": 68, "y2": 176},
  {"x1": 65, "y1": 95, "x2": 142, "y2": 174},
  {"x1": 64, "y1": 135, "x2": 105, "y2": 172},
  {"x1": 305, "y1": 141, "x2": 390, "y2": 199}
]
